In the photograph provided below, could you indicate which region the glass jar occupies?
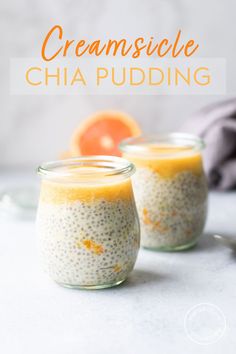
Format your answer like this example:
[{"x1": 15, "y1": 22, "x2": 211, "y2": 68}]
[
  {"x1": 120, "y1": 133, "x2": 208, "y2": 251},
  {"x1": 36, "y1": 156, "x2": 140, "y2": 289}
]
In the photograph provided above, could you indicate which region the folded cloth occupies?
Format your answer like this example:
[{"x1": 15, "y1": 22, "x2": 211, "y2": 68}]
[{"x1": 182, "y1": 98, "x2": 236, "y2": 190}]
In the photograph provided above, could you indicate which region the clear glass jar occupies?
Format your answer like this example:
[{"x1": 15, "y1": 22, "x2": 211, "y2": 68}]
[
  {"x1": 120, "y1": 133, "x2": 208, "y2": 251},
  {"x1": 36, "y1": 156, "x2": 140, "y2": 289}
]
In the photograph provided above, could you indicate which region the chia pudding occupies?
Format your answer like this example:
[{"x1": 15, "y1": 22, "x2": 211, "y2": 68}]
[
  {"x1": 36, "y1": 156, "x2": 140, "y2": 289},
  {"x1": 120, "y1": 134, "x2": 208, "y2": 251}
]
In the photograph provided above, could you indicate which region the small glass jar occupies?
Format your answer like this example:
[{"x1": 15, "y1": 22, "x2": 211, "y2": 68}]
[
  {"x1": 120, "y1": 133, "x2": 208, "y2": 251},
  {"x1": 36, "y1": 156, "x2": 140, "y2": 289}
]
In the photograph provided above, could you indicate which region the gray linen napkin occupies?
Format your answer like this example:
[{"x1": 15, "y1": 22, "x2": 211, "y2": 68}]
[{"x1": 182, "y1": 98, "x2": 236, "y2": 190}]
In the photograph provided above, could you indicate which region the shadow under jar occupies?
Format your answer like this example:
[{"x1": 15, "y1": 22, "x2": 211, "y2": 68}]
[
  {"x1": 120, "y1": 133, "x2": 208, "y2": 251},
  {"x1": 36, "y1": 156, "x2": 140, "y2": 289}
]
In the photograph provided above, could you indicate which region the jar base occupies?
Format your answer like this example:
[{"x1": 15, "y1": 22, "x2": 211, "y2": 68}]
[
  {"x1": 142, "y1": 239, "x2": 198, "y2": 252},
  {"x1": 55, "y1": 278, "x2": 126, "y2": 290}
]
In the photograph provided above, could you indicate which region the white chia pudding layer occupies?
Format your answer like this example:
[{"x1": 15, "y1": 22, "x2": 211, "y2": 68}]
[
  {"x1": 37, "y1": 198, "x2": 140, "y2": 287},
  {"x1": 131, "y1": 168, "x2": 208, "y2": 250}
]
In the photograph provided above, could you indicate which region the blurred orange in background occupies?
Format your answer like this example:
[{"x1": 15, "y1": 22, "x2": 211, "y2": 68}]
[{"x1": 61, "y1": 110, "x2": 141, "y2": 158}]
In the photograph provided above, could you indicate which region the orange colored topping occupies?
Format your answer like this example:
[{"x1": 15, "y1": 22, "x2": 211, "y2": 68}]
[
  {"x1": 123, "y1": 145, "x2": 203, "y2": 178},
  {"x1": 40, "y1": 178, "x2": 133, "y2": 204}
]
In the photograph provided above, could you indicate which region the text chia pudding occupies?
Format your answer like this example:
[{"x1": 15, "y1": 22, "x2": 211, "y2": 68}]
[
  {"x1": 120, "y1": 134, "x2": 208, "y2": 251},
  {"x1": 36, "y1": 156, "x2": 140, "y2": 289}
]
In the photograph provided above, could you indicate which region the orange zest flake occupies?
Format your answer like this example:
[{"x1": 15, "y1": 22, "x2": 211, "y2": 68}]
[
  {"x1": 82, "y1": 239, "x2": 104, "y2": 255},
  {"x1": 143, "y1": 208, "x2": 152, "y2": 225},
  {"x1": 76, "y1": 241, "x2": 82, "y2": 249},
  {"x1": 113, "y1": 264, "x2": 122, "y2": 273},
  {"x1": 142, "y1": 208, "x2": 169, "y2": 233}
]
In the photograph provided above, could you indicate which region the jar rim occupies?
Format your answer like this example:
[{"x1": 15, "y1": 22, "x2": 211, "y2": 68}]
[
  {"x1": 119, "y1": 133, "x2": 205, "y2": 157},
  {"x1": 37, "y1": 155, "x2": 135, "y2": 181}
]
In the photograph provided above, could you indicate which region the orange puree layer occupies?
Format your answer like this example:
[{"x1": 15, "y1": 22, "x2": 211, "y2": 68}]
[
  {"x1": 123, "y1": 145, "x2": 203, "y2": 178},
  {"x1": 40, "y1": 178, "x2": 133, "y2": 204}
]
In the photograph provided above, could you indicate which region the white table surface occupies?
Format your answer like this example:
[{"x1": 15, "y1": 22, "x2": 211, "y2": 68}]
[{"x1": 0, "y1": 175, "x2": 236, "y2": 354}]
